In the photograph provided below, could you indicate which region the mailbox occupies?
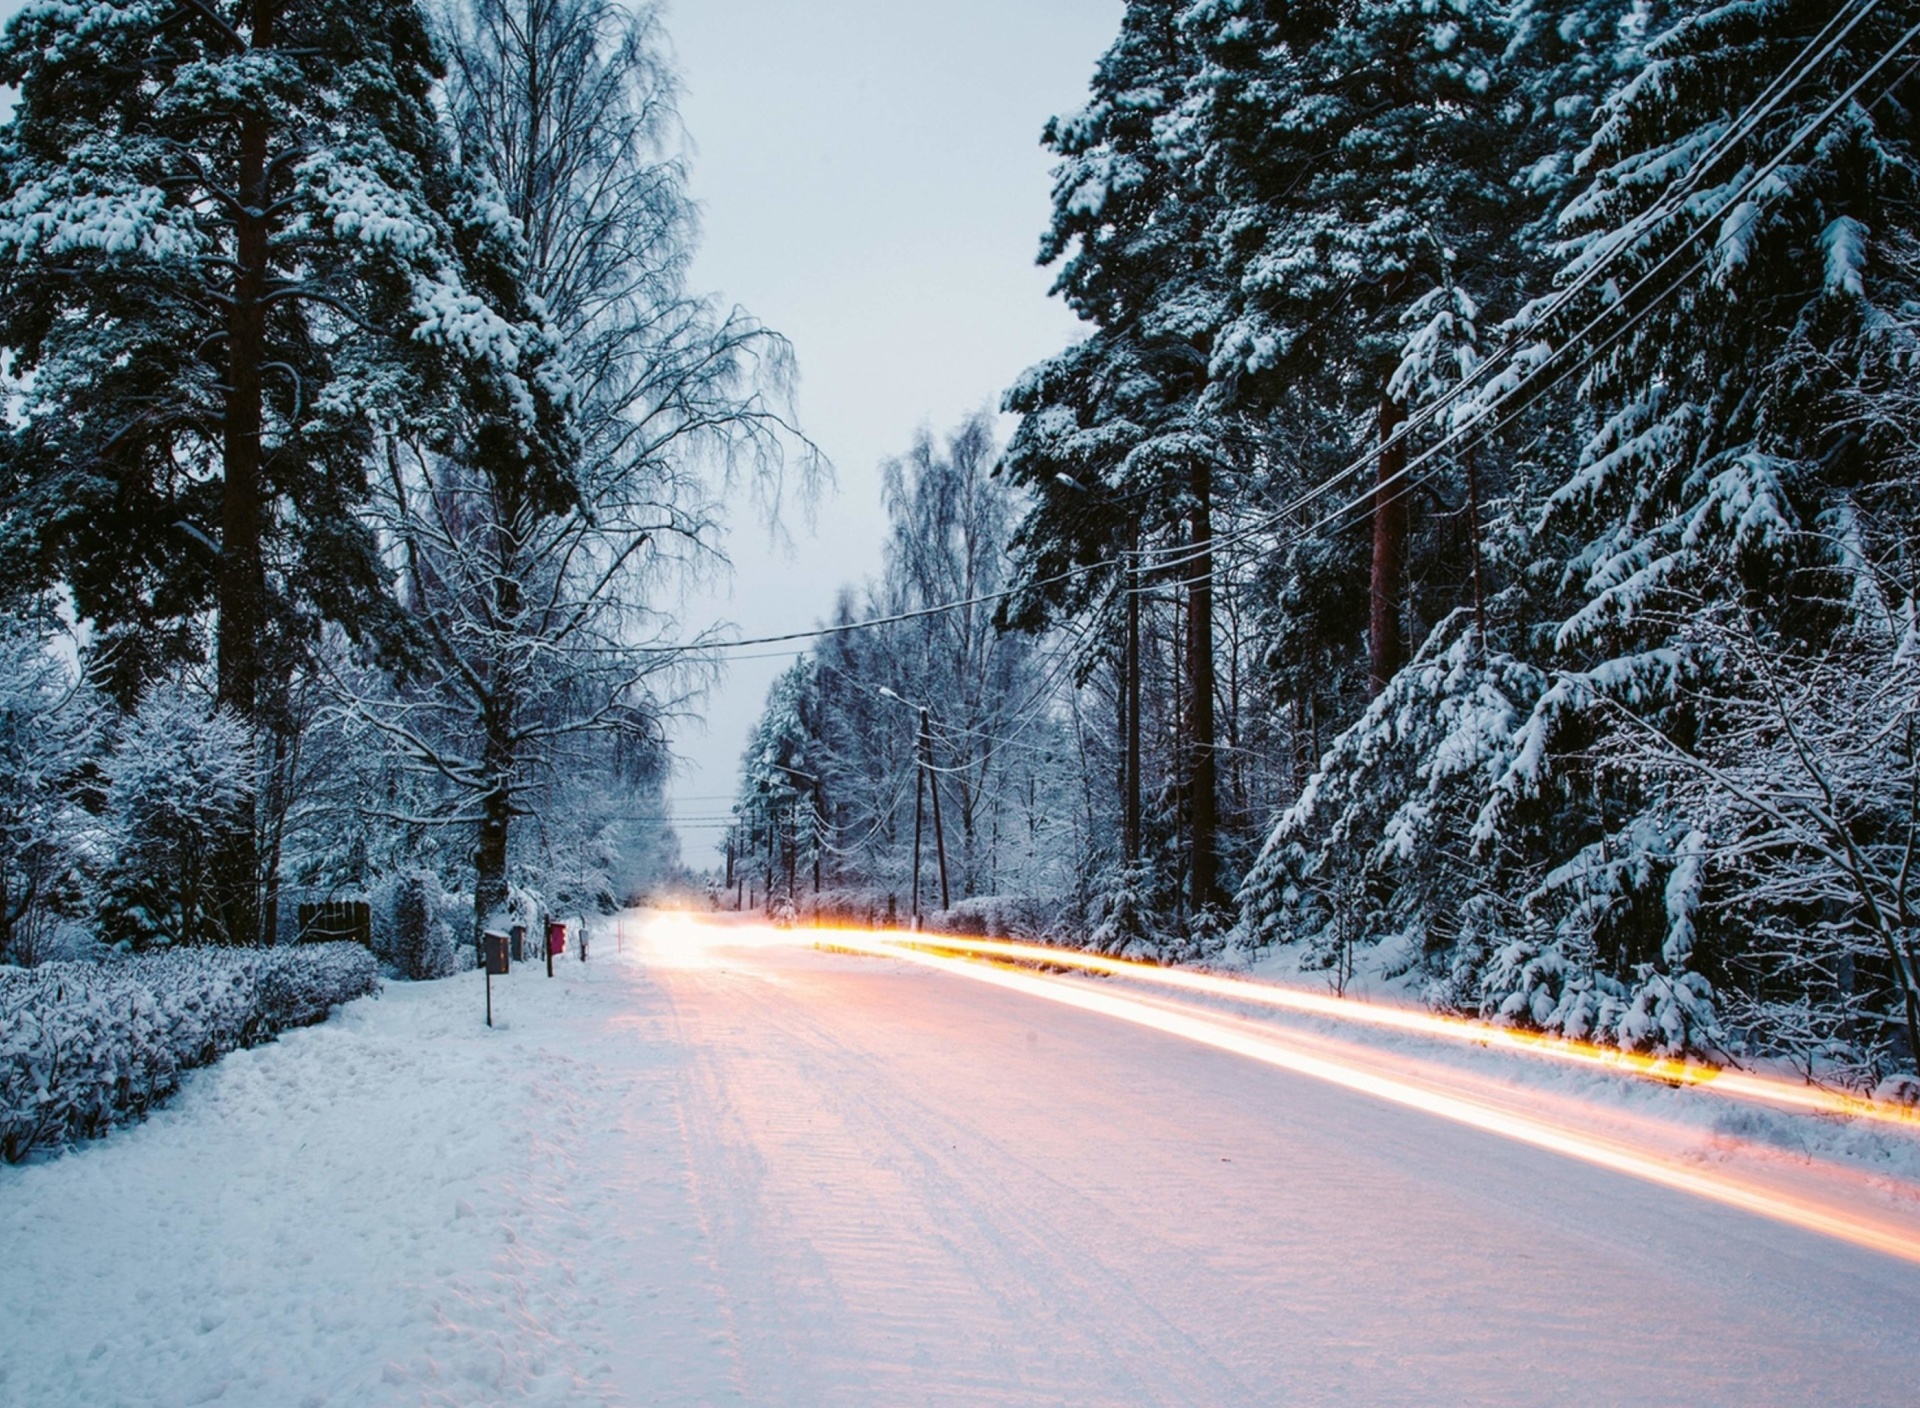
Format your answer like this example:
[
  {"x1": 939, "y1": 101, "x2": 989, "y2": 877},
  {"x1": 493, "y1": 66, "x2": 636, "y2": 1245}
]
[
  {"x1": 509, "y1": 924, "x2": 526, "y2": 963},
  {"x1": 546, "y1": 919, "x2": 567, "y2": 956},
  {"x1": 484, "y1": 930, "x2": 510, "y2": 976}
]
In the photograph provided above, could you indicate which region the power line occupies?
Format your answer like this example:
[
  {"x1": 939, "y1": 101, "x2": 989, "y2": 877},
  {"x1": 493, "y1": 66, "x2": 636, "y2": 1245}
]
[
  {"x1": 1305, "y1": 19, "x2": 1920, "y2": 544},
  {"x1": 635, "y1": 13, "x2": 1910, "y2": 663}
]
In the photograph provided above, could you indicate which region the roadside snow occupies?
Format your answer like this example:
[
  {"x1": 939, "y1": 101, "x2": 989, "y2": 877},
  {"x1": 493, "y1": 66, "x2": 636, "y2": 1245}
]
[
  {"x1": 0, "y1": 927, "x2": 734, "y2": 1408},
  {"x1": 5, "y1": 914, "x2": 1918, "y2": 1407},
  {"x1": 1225, "y1": 938, "x2": 1920, "y2": 1192}
]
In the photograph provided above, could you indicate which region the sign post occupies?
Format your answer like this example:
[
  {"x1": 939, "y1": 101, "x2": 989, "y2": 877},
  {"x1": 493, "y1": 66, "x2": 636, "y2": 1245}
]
[{"x1": 483, "y1": 930, "x2": 509, "y2": 1027}]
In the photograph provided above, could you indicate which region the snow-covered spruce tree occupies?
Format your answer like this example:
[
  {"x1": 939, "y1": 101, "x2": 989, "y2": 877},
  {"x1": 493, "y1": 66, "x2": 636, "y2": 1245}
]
[
  {"x1": 733, "y1": 662, "x2": 822, "y2": 913},
  {"x1": 1188, "y1": 0, "x2": 1525, "y2": 701},
  {"x1": 1210, "y1": 0, "x2": 1615, "y2": 985},
  {"x1": 94, "y1": 686, "x2": 256, "y2": 948},
  {"x1": 1001, "y1": 0, "x2": 1240, "y2": 922},
  {"x1": 356, "y1": 0, "x2": 805, "y2": 939},
  {"x1": 1457, "y1": 0, "x2": 1920, "y2": 1065},
  {"x1": 0, "y1": 0, "x2": 562, "y2": 942}
]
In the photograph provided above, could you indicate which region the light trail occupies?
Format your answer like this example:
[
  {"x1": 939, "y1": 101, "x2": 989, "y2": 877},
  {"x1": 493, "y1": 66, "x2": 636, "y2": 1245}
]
[
  {"x1": 808, "y1": 927, "x2": 1920, "y2": 1269},
  {"x1": 861, "y1": 932, "x2": 1920, "y2": 1131}
]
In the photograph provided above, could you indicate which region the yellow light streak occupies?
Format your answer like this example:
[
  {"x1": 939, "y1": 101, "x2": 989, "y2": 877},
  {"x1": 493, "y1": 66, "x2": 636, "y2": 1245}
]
[
  {"x1": 860, "y1": 932, "x2": 1920, "y2": 1131},
  {"x1": 813, "y1": 928, "x2": 1920, "y2": 1268}
]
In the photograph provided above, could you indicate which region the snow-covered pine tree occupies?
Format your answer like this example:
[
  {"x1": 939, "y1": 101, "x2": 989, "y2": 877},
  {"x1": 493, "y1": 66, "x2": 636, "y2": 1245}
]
[
  {"x1": 0, "y1": 0, "x2": 565, "y2": 941},
  {"x1": 1464, "y1": 0, "x2": 1920, "y2": 1067},
  {"x1": 1001, "y1": 0, "x2": 1238, "y2": 919},
  {"x1": 1227, "y1": 0, "x2": 1650, "y2": 1007},
  {"x1": 1188, "y1": 0, "x2": 1530, "y2": 693},
  {"x1": 94, "y1": 686, "x2": 257, "y2": 948}
]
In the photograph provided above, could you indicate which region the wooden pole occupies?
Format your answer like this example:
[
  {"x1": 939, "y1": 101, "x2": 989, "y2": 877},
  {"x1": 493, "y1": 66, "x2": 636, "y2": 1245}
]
[
  {"x1": 911, "y1": 751, "x2": 925, "y2": 928},
  {"x1": 922, "y1": 708, "x2": 951, "y2": 911}
]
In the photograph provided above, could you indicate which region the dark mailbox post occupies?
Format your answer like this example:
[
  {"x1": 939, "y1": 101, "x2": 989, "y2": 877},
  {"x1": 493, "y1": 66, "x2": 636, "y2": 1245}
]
[
  {"x1": 483, "y1": 930, "x2": 509, "y2": 1027},
  {"x1": 509, "y1": 924, "x2": 526, "y2": 964}
]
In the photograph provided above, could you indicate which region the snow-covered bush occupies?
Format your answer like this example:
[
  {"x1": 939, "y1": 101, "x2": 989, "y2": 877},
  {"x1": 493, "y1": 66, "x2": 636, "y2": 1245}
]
[
  {"x1": 925, "y1": 895, "x2": 1059, "y2": 942},
  {"x1": 0, "y1": 943, "x2": 378, "y2": 1161},
  {"x1": 0, "y1": 613, "x2": 98, "y2": 967},
  {"x1": 388, "y1": 872, "x2": 459, "y2": 981},
  {"x1": 93, "y1": 687, "x2": 256, "y2": 949}
]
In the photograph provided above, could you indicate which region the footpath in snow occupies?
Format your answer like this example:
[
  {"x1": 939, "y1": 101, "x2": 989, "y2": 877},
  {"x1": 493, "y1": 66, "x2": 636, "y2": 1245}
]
[{"x1": 5, "y1": 910, "x2": 1919, "y2": 1407}]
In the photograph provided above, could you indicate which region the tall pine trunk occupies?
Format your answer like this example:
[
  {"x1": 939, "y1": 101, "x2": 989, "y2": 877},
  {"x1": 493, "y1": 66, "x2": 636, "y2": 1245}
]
[
  {"x1": 1187, "y1": 458, "x2": 1218, "y2": 913},
  {"x1": 1369, "y1": 395, "x2": 1407, "y2": 697},
  {"x1": 213, "y1": 0, "x2": 277, "y2": 944}
]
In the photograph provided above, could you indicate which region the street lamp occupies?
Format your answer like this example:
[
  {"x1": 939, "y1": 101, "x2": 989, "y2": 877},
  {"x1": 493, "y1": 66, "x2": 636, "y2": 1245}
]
[{"x1": 877, "y1": 687, "x2": 950, "y2": 925}]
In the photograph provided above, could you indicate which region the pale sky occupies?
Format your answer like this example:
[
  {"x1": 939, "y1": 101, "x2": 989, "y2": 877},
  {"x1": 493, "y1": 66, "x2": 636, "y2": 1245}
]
[{"x1": 663, "y1": 0, "x2": 1120, "y2": 864}]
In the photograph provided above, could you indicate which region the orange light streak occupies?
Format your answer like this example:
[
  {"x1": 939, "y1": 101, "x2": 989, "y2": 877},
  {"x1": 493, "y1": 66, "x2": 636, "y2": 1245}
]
[
  {"x1": 859, "y1": 932, "x2": 1920, "y2": 1131},
  {"x1": 813, "y1": 928, "x2": 1920, "y2": 1268}
]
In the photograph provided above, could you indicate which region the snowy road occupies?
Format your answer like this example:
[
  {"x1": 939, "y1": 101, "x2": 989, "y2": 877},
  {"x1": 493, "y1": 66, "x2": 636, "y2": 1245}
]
[{"x1": 5, "y1": 911, "x2": 1920, "y2": 1406}]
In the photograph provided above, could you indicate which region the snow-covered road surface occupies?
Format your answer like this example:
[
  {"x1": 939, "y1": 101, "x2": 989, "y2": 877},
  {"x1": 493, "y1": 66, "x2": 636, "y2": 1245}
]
[{"x1": 5, "y1": 911, "x2": 1918, "y2": 1407}]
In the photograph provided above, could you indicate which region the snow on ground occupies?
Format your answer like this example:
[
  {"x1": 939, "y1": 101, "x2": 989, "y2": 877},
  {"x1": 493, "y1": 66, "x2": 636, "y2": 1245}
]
[
  {"x1": 0, "y1": 920, "x2": 734, "y2": 1408},
  {"x1": 1226, "y1": 936, "x2": 1920, "y2": 1191},
  {"x1": 5, "y1": 910, "x2": 1919, "y2": 1407}
]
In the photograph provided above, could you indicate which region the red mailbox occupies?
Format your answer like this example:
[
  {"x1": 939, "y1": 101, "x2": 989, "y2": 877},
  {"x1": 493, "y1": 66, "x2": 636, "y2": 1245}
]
[{"x1": 546, "y1": 919, "x2": 567, "y2": 956}]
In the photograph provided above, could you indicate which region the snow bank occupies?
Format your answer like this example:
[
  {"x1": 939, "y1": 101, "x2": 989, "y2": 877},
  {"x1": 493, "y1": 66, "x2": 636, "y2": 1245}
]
[{"x1": 0, "y1": 943, "x2": 378, "y2": 1162}]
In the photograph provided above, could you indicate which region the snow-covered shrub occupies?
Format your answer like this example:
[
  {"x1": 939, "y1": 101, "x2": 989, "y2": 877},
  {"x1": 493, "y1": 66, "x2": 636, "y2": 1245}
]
[
  {"x1": 387, "y1": 872, "x2": 458, "y2": 981},
  {"x1": 0, "y1": 613, "x2": 98, "y2": 967},
  {"x1": 925, "y1": 895, "x2": 1059, "y2": 942},
  {"x1": 93, "y1": 687, "x2": 256, "y2": 949},
  {"x1": 0, "y1": 943, "x2": 378, "y2": 1161},
  {"x1": 800, "y1": 888, "x2": 901, "y2": 928}
]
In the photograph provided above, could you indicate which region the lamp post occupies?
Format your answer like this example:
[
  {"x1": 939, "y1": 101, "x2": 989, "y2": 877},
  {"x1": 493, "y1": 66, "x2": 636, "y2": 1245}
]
[{"x1": 878, "y1": 688, "x2": 950, "y2": 924}]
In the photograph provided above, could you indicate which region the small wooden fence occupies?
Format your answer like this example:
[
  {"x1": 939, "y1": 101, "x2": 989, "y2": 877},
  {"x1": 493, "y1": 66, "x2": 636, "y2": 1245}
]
[{"x1": 295, "y1": 900, "x2": 372, "y2": 947}]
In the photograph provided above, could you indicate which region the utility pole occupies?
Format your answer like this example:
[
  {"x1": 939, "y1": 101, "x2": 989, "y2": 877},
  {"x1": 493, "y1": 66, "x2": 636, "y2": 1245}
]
[
  {"x1": 912, "y1": 746, "x2": 925, "y2": 928},
  {"x1": 785, "y1": 797, "x2": 797, "y2": 903},
  {"x1": 920, "y1": 706, "x2": 950, "y2": 912},
  {"x1": 881, "y1": 687, "x2": 949, "y2": 925}
]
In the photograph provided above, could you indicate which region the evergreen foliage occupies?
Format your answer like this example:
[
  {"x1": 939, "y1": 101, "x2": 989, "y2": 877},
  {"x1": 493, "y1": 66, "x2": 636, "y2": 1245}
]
[{"x1": 1000, "y1": 0, "x2": 1920, "y2": 1080}]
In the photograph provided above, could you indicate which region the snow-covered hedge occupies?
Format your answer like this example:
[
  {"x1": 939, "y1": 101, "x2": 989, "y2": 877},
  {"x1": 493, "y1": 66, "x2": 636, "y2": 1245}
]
[
  {"x1": 0, "y1": 943, "x2": 378, "y2": 1162},
  {"x1": 923, "y1": 896, "x2": 1061, "y2": 942}
]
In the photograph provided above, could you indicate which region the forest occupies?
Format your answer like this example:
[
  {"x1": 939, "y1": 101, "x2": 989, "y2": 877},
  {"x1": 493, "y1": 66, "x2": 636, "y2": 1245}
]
[
  {"x1": 0, "y1": 0, "x2": 1913, "y2": 1090},
  {"x1": 0, "y1": 0, "x2": 809, "y2": 978},
  {"x1": 730, "y1": 0, "x2": 1920, "y2": 1088}
]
